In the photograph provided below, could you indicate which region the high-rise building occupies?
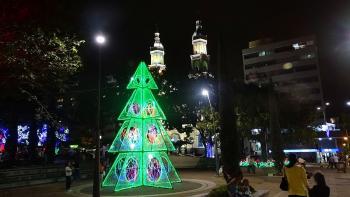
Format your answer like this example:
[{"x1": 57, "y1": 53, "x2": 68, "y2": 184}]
[
  {"x1": 149, "y1": 32, "x2": 165, "y2": 75},
  {"x1": 242, "y1": 36, "x2": 323, "y2": 105}
]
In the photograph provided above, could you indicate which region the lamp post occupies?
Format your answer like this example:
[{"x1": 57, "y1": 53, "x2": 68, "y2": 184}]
[
  {"x1": 202, "y1": 88, "x2": 220, "y2": 175},
  {"x1": 93, "y1": 34, "x2": 106, "y2": 197}
]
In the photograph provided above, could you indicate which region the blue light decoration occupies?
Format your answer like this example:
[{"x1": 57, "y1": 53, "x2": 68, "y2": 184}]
[
  {"x1": 206, "y1": 142, "x2": 214, "y2": 158},
  {"x1": 17, "y1": 125, "x2": 30, "y2": 145},
  {"x1": 55, "y1": 126, "x2": 69, "y2": 155},
  {"x1": 55, "y1": 126, "x2": 69, "y2": 142},
  {"x1": 37, "y1": 124, "x2": 48, "y2": 146},
  {"x1": 321, "y1": 148, "x2": 339, "y2": 153},
  {"x1": 283, "y1": 149, "x2": 318, "y2": 153},
  {"x1": 0, "y1": 127, "x2": 9, "y2": 153}
]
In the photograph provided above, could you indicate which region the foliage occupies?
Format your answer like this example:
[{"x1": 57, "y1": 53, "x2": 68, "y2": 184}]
[
  {"x1": 196, "y1": 106, "x2": 220, "y2": 150},
  {"x1": 0, "y1": 26, "x2": 84, "y2": 163},
  {"x1": 1, "y1": 27, "x2": 84, "y2": 114},
  {"x1": 279, "y1": 99, "x2": 318, "y2": 146},
  {"x1": 208, "y1": 185, "x2": 229, "y2": 197},
  {"x1": 234, "y1": 84, "x2": 269, "y2": 159}
]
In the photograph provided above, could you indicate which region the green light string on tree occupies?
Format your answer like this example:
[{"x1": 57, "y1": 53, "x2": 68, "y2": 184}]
[{"x1": 102, "y1": 62, "x2": 181, "y2": 191}]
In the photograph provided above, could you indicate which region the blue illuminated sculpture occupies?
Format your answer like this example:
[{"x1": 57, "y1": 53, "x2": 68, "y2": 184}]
[
  {"x1": 0, "y1": 127, "x2": 8, "y2": 153},
  {"x1": 17, "y1": 125, "x2": 30, "y2": 145},
  {"x1": 37, "y1": 124, "x2": 48, "y2": 146}
]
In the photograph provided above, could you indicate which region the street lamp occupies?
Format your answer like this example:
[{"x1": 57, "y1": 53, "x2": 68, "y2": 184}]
[
  {"x1": 201, "y1": 88, "x2": 219, "y2": 175},
  {"x1": 202, "y1": 89, "x2": 212, "y2": 108},
  {"x1": 346, "y1": 101, "x2": 350, "y2": 106},
  {"x1": 95, "y1": 35, "x2": 106, "y2": 45},
  {"x1": 325, "y1": 102, "x2": 330, "y2": 106},
  {"x1": 93, "y1": 33, "x2": 106, "y2": 197},
  {"x1": 202, "y1": 89, "x2": 209, "y2": 96}
]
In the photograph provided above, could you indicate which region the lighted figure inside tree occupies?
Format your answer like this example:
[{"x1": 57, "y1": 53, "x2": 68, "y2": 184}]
[
  {"x1": 103, "y1": 62, "x2": 181, "y2": 191},
  {"x1": 0, "y1": 127, "x2": 9, "y2": 153},
  {"x1": 37, "y1": 124, "x2": 48, "y2": 146}
]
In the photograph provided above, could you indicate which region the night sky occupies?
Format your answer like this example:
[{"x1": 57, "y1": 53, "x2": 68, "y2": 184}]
[{"x1": 3, "y1": 0, "x2": 350, "y2": 116}]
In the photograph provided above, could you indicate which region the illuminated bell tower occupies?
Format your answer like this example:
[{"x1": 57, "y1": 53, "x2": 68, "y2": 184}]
[
  {"x1": 190, "y1": 20, "x2": 210, "y2": 75},
  {"x1": 149, "y1": 32, "x2": 166, "y2": 75}
]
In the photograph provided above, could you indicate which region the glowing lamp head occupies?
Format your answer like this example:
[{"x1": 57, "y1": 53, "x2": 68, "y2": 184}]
[
  {"x1": 202, "y1": 89, "x2": 209, "y2": 96},
  {"x1": 344, "y1": 137, "x2": 348, "y2": 141},
  {"x1": 95, "y1": 35, "x2": 106, "y2": 45},
  {"x1": 346, "y1": 101, "x2": 350, "y2": 106},
  {"x1": 325, "y1": 102, "x2": 330, "y2": 106},
  {"x1": 130, "y1": 143, "x2": 135, "y2": 150},
  {"x1": 316, "y1": 106, "x2": 322, "y2": 111}
]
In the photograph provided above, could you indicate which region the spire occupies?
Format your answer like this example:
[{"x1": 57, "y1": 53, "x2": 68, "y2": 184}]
[
  {"x1": 192, "y1": 20, "x2": 207, "y2": 41},
  {"x1": 152, "y1": 32, "x2": 164, "y2": 50}
]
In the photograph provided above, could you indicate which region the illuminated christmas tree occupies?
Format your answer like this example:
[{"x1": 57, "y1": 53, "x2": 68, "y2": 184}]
[{"x1": 103, "y1": 62, "x2": 180, "y2": 191}]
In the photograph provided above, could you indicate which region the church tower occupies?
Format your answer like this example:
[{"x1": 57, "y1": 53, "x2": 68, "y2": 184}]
[
  {"x1": 149, "y1": 32, "x2": 166, "y2": 75},
  {"x1": 190, "y1": 20, "x2": 210, "y2": 78}
]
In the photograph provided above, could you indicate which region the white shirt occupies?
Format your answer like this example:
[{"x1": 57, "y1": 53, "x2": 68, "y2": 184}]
[
  {"x1": 65, "y1": 166, "x2": 72, "y2": 176},
  {"x1": 333, "y1": 156, "x2": 339, "y2": 163}
]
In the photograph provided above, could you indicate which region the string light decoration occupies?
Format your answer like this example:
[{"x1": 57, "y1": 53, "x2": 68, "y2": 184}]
[
  {"x1": 102, "y1": 62, "x2": 181, "y2": 191},
  {"x1": 17, "y1": 125, "x2": 30, "y2": 145},
  {"x1": 0, "y1": 127, "x2": 9, "y2": 152},
  {"x1": 37, "y1": 124, "x2": 48, "y2": 146},
  {"x1": 55, "y1": 126, "x2": 69, "y2": 155},
  {"x1": 240, "y1": 161, "x2": 275, "y2": 168},
  {"x1": 55, "y1": 126, "x2": 69, "y2": 142}
]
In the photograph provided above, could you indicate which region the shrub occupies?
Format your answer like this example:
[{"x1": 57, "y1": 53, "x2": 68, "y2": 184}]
[{"x1": 208, "y1": 185, "x2": 229, "y2": 197}]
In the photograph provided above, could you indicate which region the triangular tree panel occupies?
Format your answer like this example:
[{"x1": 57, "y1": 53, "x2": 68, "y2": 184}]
[
  {"x1": 118, "y1": 88, "x2": 166, "y2": 120},
  {"x1": 159, "y1": 152, "x2": 181, "y2": 183},
  {"x1": 157, "y1": 121, "x2": 176, "y2": 152},
  {"x1": 142, "y1": 152, "x2": 173, "y2": 189},
  {"x1": 109, "y1": 121, "x2": 130, "y2": 152},
  {"x1": 102, "y1": 153, "x2": 128, "y2": 187},
  {"x1": 140, "y1": 88, "x2": 166, "y2": 119},
  {"x1": 127, "y1": 62, "x2": 158, "y2": 90},
  {"x1": 109, "y1": 119, "x2": 143, "y2": 152},
  {"x1": 114, "y1": 152, "x2": 143, "y2": 191},
  {"x1": 142, "y1": 119, "x2": 168, "y2": 152}
]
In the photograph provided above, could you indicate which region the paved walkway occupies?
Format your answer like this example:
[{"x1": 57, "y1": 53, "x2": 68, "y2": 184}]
[{"x1": 1, "y1": 168, "x2": 349, "y2": 197}]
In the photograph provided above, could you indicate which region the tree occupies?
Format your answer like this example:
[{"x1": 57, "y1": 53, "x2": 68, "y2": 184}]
[
  {"x1": 235, "y1": 84, "x2": 269, "y2": 159},
  {"x1": 196, "y1": 106, "x2": 220, "y2": 156},
  {"x1": 0, "y1": 27, "x2": 84, "y2": 163},
  {"x1": 102, "y1": 62, "x2": 180, "y2": 191}
]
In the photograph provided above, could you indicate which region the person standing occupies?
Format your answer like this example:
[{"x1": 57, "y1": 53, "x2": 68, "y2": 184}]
[
  {"x1": 65, "y1": 162, "x2": 73, "y2": 191},
  {"x1": 333, "y1": 154, "x2": 339, "y2": 169},
  {"x1": 327, "y1": 155, "x2": 334, "y2": 169},
  {"x1": 309, "y1": 172, "x2": 330, "y2": 197},
  {"x1": 284, "y1": 154, "x2": 309, "y2": 197}
]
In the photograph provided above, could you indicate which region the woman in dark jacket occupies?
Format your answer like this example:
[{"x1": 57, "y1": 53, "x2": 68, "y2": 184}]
[{"x1": 309, "y1": 172, "x2": 330, "y2": 197}]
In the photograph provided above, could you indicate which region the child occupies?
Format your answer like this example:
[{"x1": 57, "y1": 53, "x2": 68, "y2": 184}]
[{"x1": 309, "y1": 172, "x2": 330, "y2": 197}]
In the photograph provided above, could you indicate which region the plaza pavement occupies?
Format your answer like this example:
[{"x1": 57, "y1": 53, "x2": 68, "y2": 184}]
[{"x1": 1, "y1": 167, "x2": 349, "y2": 197}]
